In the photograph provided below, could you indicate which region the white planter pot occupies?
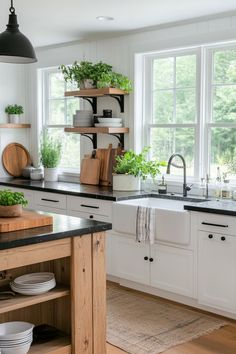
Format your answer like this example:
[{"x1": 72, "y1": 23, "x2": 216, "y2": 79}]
[
  {"x1": 112, "y1": 174, "x2": 141, "y2": 191},
  {"x1": 9, "y1": 114, "x2": 20, "y2": 124},
  {"x1": 80, "y1": 79, "x2": 96, "y2": 89},
  {"x1": 44, "y1": 168, "x2": 58, "y2": 182}
]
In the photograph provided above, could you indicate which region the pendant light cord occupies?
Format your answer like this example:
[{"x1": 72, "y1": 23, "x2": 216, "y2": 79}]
[{"x1": 9, "y1": 0, "x2": 15, "y2": 14}]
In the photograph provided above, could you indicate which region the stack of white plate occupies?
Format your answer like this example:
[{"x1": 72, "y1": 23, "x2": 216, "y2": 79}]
[
  {"x1": 73, "y1": 110, "x2": 93, "y2": 127},
  {"x1": 10, "y1": 272, "x2": 56, "y2": 296},
  {"x1": 95, "y1": 118, "x2": 123, "y2": 127},
  {"x1": 0, "y1": 321, "x2": 34, "y2": 354}
]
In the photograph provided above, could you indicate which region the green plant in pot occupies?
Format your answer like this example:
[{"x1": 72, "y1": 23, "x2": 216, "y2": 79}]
[
  {"x1": 60, "y1": 60, "x2": 132, "y2": 92},
  {"x1": 5, "y1": 104, "x2": 24, "y2": 124},
  {"x1": 0, "y1": 189, "x2": 28, "y2": 217},
  {"x1": 113, "y1": 147, "x2": 166, "y2": 191},
  {"x1": 40, "y1": 132, "x2": 62, "y2": 182}
]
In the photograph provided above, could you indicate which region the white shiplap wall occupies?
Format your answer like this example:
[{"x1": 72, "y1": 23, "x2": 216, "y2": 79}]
[
  {"x1": 26, "y1": 13, "x2": 236, "y2": 163},
  {"x1": 0, "y1": 64, "x2": 30, "y2": 176}
]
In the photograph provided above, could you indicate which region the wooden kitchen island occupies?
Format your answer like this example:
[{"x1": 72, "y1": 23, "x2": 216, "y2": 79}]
[{"x1": 0, "y1": 212, "x2": 112, "y2": 354}]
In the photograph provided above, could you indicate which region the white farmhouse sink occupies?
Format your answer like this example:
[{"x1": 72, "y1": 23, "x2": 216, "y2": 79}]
[{"x1": 112, "y1": 197, "x2": 193, "y2": 245}]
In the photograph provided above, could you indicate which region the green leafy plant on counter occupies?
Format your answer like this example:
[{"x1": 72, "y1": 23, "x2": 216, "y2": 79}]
[
  {"x1": 114, "y1": 147, "x2": 166, "y2": 180},
  {"x1": 5, "y1": 104, "x2": 24, "y2": 115},
  {"x1": 59, "y1": 60, "x2": 132, "y2": 92},
  {"x1": 40, "y1": 132, "x2": 62, "y2": 168},
  {"x1": 0, "y1": 189, "x2": 28, "y2": 207}
]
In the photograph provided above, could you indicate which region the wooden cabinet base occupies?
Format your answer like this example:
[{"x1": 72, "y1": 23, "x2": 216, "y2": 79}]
[{"x1": 0, "y1": 232, "x2": 107, "y2": 354}]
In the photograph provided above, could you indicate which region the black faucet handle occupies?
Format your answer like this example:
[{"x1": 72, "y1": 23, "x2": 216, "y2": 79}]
[{"x1": 186, "y1": 184, "x2": 193, "y2": 192}]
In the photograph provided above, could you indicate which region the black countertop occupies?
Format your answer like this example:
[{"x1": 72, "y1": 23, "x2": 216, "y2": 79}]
[
  {"x1": 0, "y1": 211, "x2": 112, "y2": 250},
  {"x1": 0, "y1": 178, "x2": 148, "y2": 201},
  {"x1": 184, "y1": 199, "x2": 236, "y2": 216}
]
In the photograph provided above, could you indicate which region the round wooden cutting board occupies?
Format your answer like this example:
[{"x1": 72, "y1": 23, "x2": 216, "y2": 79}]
[{"x1": 2, "y1": 143, "x2": 31, "y2": 177}]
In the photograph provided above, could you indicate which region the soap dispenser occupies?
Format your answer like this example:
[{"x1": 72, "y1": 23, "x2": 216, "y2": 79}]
[{"x1": 158, "y1": 175, "x2": 167, "y2": 194}]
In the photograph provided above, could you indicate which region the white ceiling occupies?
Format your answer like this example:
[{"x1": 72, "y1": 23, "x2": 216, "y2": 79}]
[{"x1": 0, "y1": 0, "x2": 236, "y2": 47}]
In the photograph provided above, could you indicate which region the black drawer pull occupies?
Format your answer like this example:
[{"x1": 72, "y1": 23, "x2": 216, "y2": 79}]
[
  {"x1": 208, "y1": 234, "x2": 213, "y2": 239},
  {"x1": 221, "y1": 236, "x2": 226, "y2": 241},
  {"x1": 80, "y1": 204, "x2": 99, "y2": 209},
  {"x1": 144, "y1": 256, "x2": 148, "y2": 261},
  {"x1": 149, "y1": 258, "x2": 154, "y2": 262},
  {"x1": 41, "y1": 198, "x2": 59, "y2": 203},
  {"x1": 202, "y1": 222, "x2": 228, "y2": 228},
  {"x1": 89, "y1": 215, "x2": 94, "y2": 219}
]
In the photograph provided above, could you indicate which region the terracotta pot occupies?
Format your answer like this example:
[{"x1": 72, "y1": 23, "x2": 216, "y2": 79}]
[{"x1": 0, "y1": 204, "x2": 23, "y2": 217}]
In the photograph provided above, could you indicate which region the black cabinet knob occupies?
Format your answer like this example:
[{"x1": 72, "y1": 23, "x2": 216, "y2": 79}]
[
  {"x1": 149, "y1": 258, "x2": 154, "y2": 262},
  {"x1": 208, "y1": 234, "x2": 213, "y2": 239},
  {"x1": 144, "y1": 256, "x2": 148, "y2": 261},
  {"x1": 221, "y1": 236, "x2": 226, "y2": 241},
  {"x1": 89, "y1": 215, "x2": 94, "y2": 219}
]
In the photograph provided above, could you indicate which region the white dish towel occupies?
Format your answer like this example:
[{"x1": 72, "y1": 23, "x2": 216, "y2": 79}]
[{"x1": 136, "y1": 206, "x2": 155, "y2": 244}]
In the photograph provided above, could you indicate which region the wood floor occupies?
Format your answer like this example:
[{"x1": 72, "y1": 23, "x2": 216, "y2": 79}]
[{"x1": 106, "y1": 284, "x2": 236, "y2": 354}]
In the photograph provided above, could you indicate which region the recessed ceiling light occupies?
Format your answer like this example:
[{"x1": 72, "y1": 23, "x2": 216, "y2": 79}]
[{"x1": 96, "y1": 16, "x2": 114, "y2": 21}]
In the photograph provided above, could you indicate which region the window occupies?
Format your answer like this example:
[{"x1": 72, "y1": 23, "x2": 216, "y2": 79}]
[
  {"x1": 43, "y1": 68, "x2": 81, "y2": 172},
  {"x1": 142, "y1": 43, "x2": 236, "y2": 180},
  {"x1": 208, "y1": 49, "x2": 236, "y2": 178}
]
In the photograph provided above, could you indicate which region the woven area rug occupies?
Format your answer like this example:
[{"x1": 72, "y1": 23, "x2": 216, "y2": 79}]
[{"x1": 107, "y1": 285, "x2": 226, "y2": 354}]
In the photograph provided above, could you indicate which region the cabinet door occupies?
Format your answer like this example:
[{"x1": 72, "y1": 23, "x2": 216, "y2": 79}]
[
  {"x1": 150, "y1": 244, "x2": 194, "y2": 297},
  {"x1": 112, "y1": 235, "x2": 150, "y2": 284},
  {"x1": 198, "y1": 231, "x2": 236, "y2": 313}
]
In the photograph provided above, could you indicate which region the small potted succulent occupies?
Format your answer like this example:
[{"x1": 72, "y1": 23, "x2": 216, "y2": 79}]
[
  {"x1": 113, "y1": 147, "x2": 165, "y2": 191},
  {"x1": 59, "y1": 60, "x2": 132, "y2": 92},
  {"x1": 5, "y1": 104, "x2": 24, "y2": 124},
  {"x1": 40, "y1": 132, "x2": 62, "y2": 182},
  {"x1": 0, "y1": 189, "x2": 28, "y2": 217}
]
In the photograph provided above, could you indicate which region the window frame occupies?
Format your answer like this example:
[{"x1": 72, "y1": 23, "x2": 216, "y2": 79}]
[
  {"x1": 143, "y1": 47, "x2": 201, "y2": 181},
  {"x1": 41, "y1": 67, "x2": 82, "y2": 175},
  {"x1": 141, "y1": 41, "x2": 236, "y2": 182}
]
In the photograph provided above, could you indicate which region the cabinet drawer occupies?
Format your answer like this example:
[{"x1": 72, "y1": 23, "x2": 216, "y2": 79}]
[
  {"x1": 67, "y1": 196, "x2": 112, "y2": 218},
  {"x1": 197, "y1": 212, "x2": 236, "y2": 236},
  {"x1": 35, "y1": 192, "x2": 67, "y2": 210},
  {"x1": 0, "y1": 186, "x2": 35, "y2": 209},
  {"x1": 68, "y1": 209, "x2": 110, "y2": 223}
]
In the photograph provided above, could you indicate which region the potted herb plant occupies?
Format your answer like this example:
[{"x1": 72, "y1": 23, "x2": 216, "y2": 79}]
[
  {"x1": 40, "y1": 133, "x2": 62, "y2": 182},
  {"x1": 0, "y1": 189, "x2": 28, "y2": 217},
  {"x1": 59, "y1": 60, "x2": 132, "y2": 92},
  {"x1": 5, "y1": 104, "x2": 24, "y2": 124},
  {"x1": 113, "y1": 147, "x2": 165, "y2": 191}
]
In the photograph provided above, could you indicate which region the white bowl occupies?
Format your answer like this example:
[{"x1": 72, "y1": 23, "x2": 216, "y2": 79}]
[
  {"x1": 97, "y1": 118, "x2": 122, "y2": 123},
  {"x1": 0, "y1": 322, "x2": 34, "y2": 340},
  {"x1": 30, "y1": 172, "x2": 43, "y2": 181},
  {"x1": 95, "y1": 123, "x2": 122, "y2": 127},
  {"x1": 0, "y1": 340, "x2": 32, "y2": 354}
]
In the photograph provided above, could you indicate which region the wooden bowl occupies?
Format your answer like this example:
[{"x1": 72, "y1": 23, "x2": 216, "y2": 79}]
[{"x1": 0, "y1": 205, "x2": 23, "y2": 218}]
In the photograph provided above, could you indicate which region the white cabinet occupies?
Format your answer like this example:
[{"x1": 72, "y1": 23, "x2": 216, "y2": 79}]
[
  {"x1": 34, "y1": 191, "x2": 67, "y2": 215},
  {"x1": 150, "y1": 244, "x2": 194, "y2": 297},
  {"x1": 67, "y1": 195, "x2": 112, "y2": 222},
  {"x1": 198, "y1": 230, "x2": 236, "y2": 313},
  {"x1": 108, "y1": 234, "x2": 194, "y2": 297},
  {"x1": 112, "y1": 234, "x2": 150, "y2": 284}
]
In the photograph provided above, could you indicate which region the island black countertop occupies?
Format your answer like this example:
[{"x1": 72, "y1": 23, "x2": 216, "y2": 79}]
[
  {"x1": 0, "y1": 178, "x2": 148, "y2": 201},
  {"x1": 0, "y1": 211, "x2": 112, "y2": 250},
  {"x1": 184, "y1": 199, "x2": 236, "y2": 216}
]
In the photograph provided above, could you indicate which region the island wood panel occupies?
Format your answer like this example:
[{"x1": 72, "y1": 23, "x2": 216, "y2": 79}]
[
  {"x1": 92, "y1": 232, "x2": 106, "y2": 354},
  {"x1": 71, "y1": 235, "x2": 93, "y2": 354},
  {"x1": 0, "y1": 238, "x2": 71, "y2": 270}
]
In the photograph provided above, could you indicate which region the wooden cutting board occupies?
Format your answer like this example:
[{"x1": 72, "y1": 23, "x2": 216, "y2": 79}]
[
  {"x1": 96, "y1": 144, "x2": 123, "y2": 186},
  {"x1": 2, "y1": 143, "x2": 31, "y2": 177},
  {"x1": 80, "y1": 151, "x2": 101, "y2": 185},
  {"x1": 0, "y1": 210, "x2": 53, "y2": 233}
]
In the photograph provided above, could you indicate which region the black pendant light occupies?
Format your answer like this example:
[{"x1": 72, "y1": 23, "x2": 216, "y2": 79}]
[{"x1": 0, "y1": 0, "x2": 37, "y2": 63}]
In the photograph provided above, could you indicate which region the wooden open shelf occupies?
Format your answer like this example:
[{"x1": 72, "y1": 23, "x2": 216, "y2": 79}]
[
  {"x1": 0, "y1": 286, "x2": 70, "y2": 315},
  {"x1": 65, "y1": 126, "x2": 129, "y2": 148},
  {"x1": 65, "y1": 87, "x2": 127, "y2": 97},
  {"x1": 0, "y1": 124, "x2": 31, "y2": 128},
  {"x1": 65, "y1": 127, "x2": 129, "y2": 134},
  {"x1": 29, "y1": 336, "x2": 71, "y2": 354}
]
